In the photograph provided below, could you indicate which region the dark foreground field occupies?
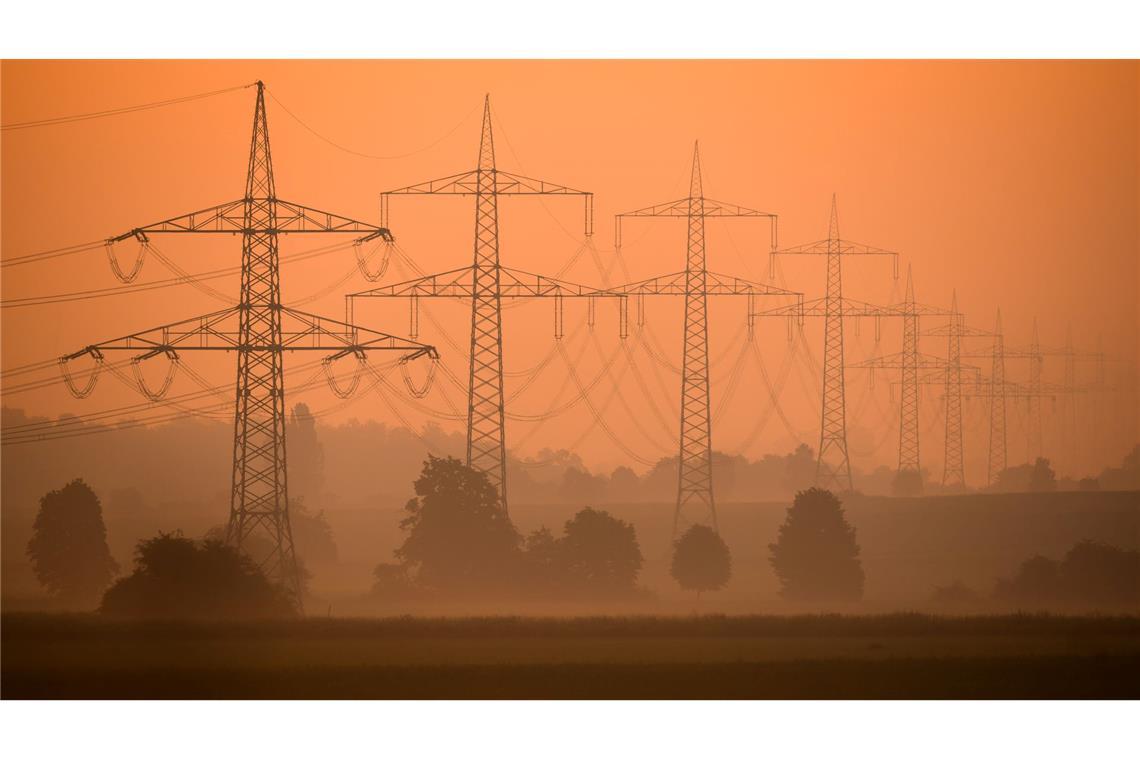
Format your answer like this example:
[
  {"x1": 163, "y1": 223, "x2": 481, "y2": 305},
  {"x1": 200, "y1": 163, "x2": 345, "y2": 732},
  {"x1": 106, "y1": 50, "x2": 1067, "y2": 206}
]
[{"x1": 4, "y1": 613, "x2": 1139, "y2": 699}]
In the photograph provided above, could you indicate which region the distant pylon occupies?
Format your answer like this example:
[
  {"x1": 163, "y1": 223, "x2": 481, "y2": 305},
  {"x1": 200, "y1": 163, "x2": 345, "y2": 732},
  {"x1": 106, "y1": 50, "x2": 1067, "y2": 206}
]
[
  {"x1": 612, "y1": 144, "x2": 792, "y2": 535},
  {"x1": 942, "y1": 291, "x2": 965, "y2": 488},
  {"x1": 764, "y1": 196, "x2": 899, "y2": 492},
  {"x1": 676, "y1": 142, "x2": 716, "y2": 533},
  {"x1": 987, "y1": 309, "x2": 1007, "y2": 485},
  {"x1": 898, "y1": 264, "x2": 920, "y2": 481},
  {"x1": 1027, "y1": 318, "x2": 1044, "y2": 460},
  {"x1": 363, "y1": 95, "x2": 594, "y2": 512},
  {"x1": 818, "y1": 196, "x2": 852, "y2": 491}
]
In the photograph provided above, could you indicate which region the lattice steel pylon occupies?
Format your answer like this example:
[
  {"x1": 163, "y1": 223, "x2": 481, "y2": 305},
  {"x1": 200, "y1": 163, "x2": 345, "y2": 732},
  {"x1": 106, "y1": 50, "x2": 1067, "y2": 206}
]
[
  {"x1": 988, "y1": 310, "x2": 1007, "y2": 485},
  {"x1": 897, "y1": 265, "x2": 921, "y2": 479},
  {"x1": 610, "y1": 143, "x2": 796, "y2": 535},
  {"x1": 677, "y1": 144, "x2": 715, "y2": 533},
  {"x1": 62, "y1": 82, "x2": 437, "y2": 608},
  {"x1": 942, "y1": 294, "x2": 964, "y2": 488},
  {"x1": 845, "y1": 265, "x2": 955, "y2": 490},
  {"x1": 765, "y1": 196, "x2": 899, "y2": 492},
  {"x1": 363, "y1": 96, "x2": 594, "y2": 511}
]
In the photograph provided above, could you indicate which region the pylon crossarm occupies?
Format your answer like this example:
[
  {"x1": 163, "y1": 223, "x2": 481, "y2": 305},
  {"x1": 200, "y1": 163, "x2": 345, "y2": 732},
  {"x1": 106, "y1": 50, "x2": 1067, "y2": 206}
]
[
  {"x1": 350, "y1": 265, "x2": 617, "y2": 300},
  {"x1": 604, "y1": 270, "x2": 800, "y2": 299},
  {"x1": 108, "y1": 198, "x2": 390, "y2": 240},
  {"x1": 616, "y1": 198, "x2": 690, "y2": 218},
  {"x1": 923, "y1": 323, "x2": 994, "y2": 339},
  {"x1": 62, "y1": 307, "x2": 243, "y2": 361},
  {"x1": 279, "y1": 307, "x2": 439, "y2": 359},
  {"x1": 775, "y1": 238, "x2": 897, "y2": 257},
  {"x1": 383, "y1": 169, "x2": 588, "y2": 197},
  {"x1": 498, "y1": 266, "x2": 622, "y2": 298},
  {"x1": 753, "y1": 295, "x2": 894, "y2": 319},
  {"x1": 350, "y1": 266, "x2": 475, "y2": 298},
  {"x1": 848, "y1": 350, "x2": 960, "y2": 370}
]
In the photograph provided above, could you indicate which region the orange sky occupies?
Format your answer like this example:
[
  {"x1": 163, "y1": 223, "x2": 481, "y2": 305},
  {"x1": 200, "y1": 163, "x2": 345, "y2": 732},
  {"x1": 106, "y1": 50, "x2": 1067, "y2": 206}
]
[{"x1": 2, "y1": 60, "x2": 1137, "y2": 480}]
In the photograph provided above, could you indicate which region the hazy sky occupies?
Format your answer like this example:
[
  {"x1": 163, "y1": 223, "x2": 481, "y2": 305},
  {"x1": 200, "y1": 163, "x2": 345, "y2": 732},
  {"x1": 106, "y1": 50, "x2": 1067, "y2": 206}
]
[{"x1": 2, "y1": 60, "x2": 1136, "y2": 480}]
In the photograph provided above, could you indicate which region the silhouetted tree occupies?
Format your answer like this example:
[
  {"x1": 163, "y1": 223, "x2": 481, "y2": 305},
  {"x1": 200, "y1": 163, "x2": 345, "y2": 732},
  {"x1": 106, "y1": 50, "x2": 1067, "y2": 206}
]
[
  {"x1": 522, "y1": 526, "x2": 562, "y2": 591},
  {"x1": 995, "y1": 554, "x2": 1059, "y2": 604},
  {"x1": 782, "y1": 444, "x2": 816, "y2": 493},
  {"x1": 608, "y1": 466, "x2": 641, "y2": 502},
  {"x1": 556, "y1": 507, "x2": 643, "y2": 595},
  {"x1": 287, "y1": 402, "x2": 326, "y2": 504},
  {"x1": 769, "y1": 488, "x2": 864, "y2": 601},
  {"x1": 101, "y1": 532, "x2": 295, "y2": 619},
  {"x1": 26, "y1": 479, "x2": 118, "y2": 605},
  {"x1": 1057, "y1": 540, "x2": 1139, "y2": 607},
  {"x1": 991, "y1": 463, "x2": 1033, "y2": 492},
  {"x1": 396, "y1": 456, "x2": 521, "y2": 593},
  {"x1": 558, "y1": 467, "x2": 606, "y2": 504},
  {"x1": 891, "y1": 469, "x2": 924, "y2": 496},
  {"x1": 671, "y1": 524, "x2": 732, "y2": 599},
  {"x1": 1029, "y1": 457, "x2": 1057, "y2": 492},
  {"x1": 371, "y1": 562, "x2": 418, "y2": 602}
]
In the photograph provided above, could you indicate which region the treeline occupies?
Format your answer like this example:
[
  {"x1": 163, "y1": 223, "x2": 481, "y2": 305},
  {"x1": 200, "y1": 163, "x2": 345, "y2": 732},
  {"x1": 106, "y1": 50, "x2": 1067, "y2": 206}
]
[{"x1": 7, "y1": 404, "x2": 1138, "y2": 524}]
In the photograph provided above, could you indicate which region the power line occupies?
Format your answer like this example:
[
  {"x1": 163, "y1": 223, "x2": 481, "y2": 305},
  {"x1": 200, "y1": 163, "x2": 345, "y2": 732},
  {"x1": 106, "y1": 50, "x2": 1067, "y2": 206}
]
[
  {"x1": 1, "y1": 83, "x2": 254, "y2": 131},
  {"x1": 266, "y1": 88, "x2": 479, "y2": 161}
]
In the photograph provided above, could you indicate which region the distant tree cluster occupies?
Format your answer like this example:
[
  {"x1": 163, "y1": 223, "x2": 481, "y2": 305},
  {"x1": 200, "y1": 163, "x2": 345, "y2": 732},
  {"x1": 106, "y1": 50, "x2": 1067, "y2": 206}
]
[
  {"x1": 373, "y1": 456, "x2": 646, "y2": 602},
  {"x1": 995, "y1": 540, "x2": 1139, "y2": 609}
]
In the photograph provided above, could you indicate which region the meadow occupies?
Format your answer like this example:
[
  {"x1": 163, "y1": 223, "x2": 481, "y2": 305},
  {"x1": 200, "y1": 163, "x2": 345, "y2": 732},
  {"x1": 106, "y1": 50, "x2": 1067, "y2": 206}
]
[{"x1": 4, "y1": 613, "x2": 1139, "y2": 699}]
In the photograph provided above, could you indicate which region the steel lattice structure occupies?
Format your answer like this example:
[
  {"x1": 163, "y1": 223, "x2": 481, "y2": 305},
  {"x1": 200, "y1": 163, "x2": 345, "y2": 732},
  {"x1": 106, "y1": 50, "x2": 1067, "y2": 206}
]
[
  {"x1": 753, "y1": 197, "x2": 898, "y2": 491},
  {"x1": 352, "y1": 96, "x2": 595, "y2": 512},
  {"x1": 610, "y1": 144, "x2": 798, "y2": 536},
  {"x1": 63, "y1": 82, "x2": 437, "y2": 606}
]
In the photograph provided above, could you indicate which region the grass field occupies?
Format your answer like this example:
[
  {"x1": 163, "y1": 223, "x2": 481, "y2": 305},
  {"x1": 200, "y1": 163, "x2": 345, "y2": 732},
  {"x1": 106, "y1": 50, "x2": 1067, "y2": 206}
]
[{"x1": 4, "y1": 613, "x2": 1139, "y2": 698}]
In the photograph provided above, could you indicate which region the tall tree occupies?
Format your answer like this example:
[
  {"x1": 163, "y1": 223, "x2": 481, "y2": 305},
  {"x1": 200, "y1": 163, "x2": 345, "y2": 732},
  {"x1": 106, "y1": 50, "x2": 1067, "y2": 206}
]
[
  {"x1": 671, "y1": 524, "x2": 732, "y2": 600},
  {"x1": 769, "y1": 487, "x2": 864, "y2": 602},
  {"x1": 26, "y1": 479, "x2": 118, "y2": 605},
  {"x1": 396, "y1": 456, "x2": 521, "y2": 593}
]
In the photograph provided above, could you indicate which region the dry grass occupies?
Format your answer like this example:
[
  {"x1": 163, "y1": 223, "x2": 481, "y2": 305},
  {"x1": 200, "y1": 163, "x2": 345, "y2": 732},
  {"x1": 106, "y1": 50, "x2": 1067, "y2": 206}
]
[{"x1": 4, "y1": 612, "x2": 1139, "y2": 698}]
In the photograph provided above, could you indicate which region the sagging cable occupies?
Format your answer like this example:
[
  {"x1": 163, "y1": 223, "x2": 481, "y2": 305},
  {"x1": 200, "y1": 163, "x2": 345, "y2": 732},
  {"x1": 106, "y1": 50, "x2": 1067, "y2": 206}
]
[
  {"x1": 131, "y1": 351, "x2": 179, "y2": 401},
  {"x1": 400, "y1": 354, "x2": 438, "y2": 399},
  {"x1": 354, "y1": 239, "x2": 392, "y2": 282},
  {"x1": 105, "y1": 234, "x2": 148, "y2": 283},
  {"x1": 58, "y1": 352, "x2": 104, "y2": 399},
  {"x1": 323, "y1": 353, "x2": 367, "y2": 399}
]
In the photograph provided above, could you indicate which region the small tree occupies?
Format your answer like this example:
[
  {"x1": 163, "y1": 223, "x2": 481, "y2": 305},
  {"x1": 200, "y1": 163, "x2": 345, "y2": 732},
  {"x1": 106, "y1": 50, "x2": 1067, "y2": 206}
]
[
  {"x1": 26, "y1": 479, "x2": 118, "y2": 605},
  {"x1": 1029, "y1": 457, "x2": 1057, "y2": 492},
  {"x1": 101, "y1": 532, "x2": 295, "y2": 619},
  {"x1": 671, "y1": 524, "x2": 732, "y2": 600},
  {"x1": 891, "y1": 468, "x2": 924, "y2": 497},
  {"x1": 396, "y1": 456, "x2": 521, "y2": 593},
  {"x1": 769, "y1": 487, "x2": 864, "y2": 602},
  {"x1": 557, "y1": 507, "x2": 644, "y2": 595}
]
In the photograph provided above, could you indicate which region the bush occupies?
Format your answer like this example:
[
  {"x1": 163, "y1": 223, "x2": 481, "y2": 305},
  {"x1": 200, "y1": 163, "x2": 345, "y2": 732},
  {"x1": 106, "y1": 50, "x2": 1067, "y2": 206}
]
[
  {"x1": 101, "y1": 532, "x2": 295, "y2": 619},
  {"x1": 995, "y1": 540, "x2": 1139, "y2": 609}
]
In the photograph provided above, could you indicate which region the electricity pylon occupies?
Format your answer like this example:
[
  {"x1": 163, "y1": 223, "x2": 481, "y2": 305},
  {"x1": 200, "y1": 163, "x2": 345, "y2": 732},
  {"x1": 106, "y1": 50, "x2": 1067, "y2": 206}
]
[
  {"x1": 754, "y1": 197, "x2": 898, "y2": 491},
  {"x1": 845, "y1": 266, "x2": 955, "y2": 491},
  {"x1": 353, "y1": 96, "x2": 595, "y2": 511},
  {"x1": 609, "y1": 143, "x2": 799, "y2": 536},
  {"x1": 61, "y1": 81, "x2": 437, "y2": 606}
]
